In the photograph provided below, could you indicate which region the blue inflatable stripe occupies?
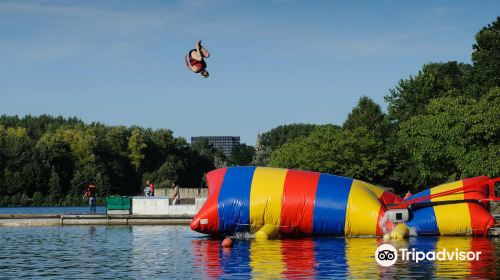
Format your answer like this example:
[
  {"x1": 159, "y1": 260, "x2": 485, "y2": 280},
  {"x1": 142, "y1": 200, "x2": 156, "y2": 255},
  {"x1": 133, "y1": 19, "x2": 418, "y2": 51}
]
[
  {"x1": 406, "y1": 189, "x2": 439, "y2": 235},
  {"x1": 217, "y1": 166, "x2": 256, "y2": 233},
  {"x1": 312, "y1": 174, "x2": 353, "y2": 235}
]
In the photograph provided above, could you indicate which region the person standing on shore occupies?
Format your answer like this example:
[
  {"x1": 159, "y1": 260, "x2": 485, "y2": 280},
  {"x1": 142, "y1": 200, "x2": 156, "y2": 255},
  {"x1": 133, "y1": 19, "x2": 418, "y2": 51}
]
[
  {"x1": 198, "y1": 176, "x2": 206, "y2": 197},
  {"x1": 83, "y1": 183, "x2": 97, "y2": 214},
  {"x1": 146, "y1": 180, "x2": 155, "y2": 197},
  {"x1": 171, "y1": 183, "x2": 180, "y2": 205}
]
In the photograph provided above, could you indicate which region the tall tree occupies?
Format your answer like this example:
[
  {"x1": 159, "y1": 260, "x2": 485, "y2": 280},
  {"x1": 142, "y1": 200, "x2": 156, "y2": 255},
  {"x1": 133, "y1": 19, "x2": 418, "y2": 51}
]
[
  {"x1": 230, "y1": 144, "x2": 255, "y2": 166},
  {"x1": 343, "y1": 96, "x2": 388, "y2": 136},
  {"x1": 259, "y1": 124, "x2": 319, "y2": 150},
  {"x1": 128, "y1": 128, "x2": 147, "y2": 172},
  {"x1": 269, "y1": 126, "x2": 389, "y2": 183},
  {"x1": 472, "y1": 17, "x2": 500, "y2": 92},
  {"x1": 385, "y1": 61, "x2": 472, "y2": 124},
  {"x1": 47, "y1": 167, "x2": 62, "y2": 203},
  {"x1": 399, "y1": 87, "x2": 500, "y2": 187}
]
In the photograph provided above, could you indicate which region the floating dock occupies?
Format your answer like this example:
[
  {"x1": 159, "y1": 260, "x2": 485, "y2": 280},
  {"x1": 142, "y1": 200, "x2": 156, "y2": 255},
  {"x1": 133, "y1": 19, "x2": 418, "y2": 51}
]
[
  {"x1": 0, "y1": 196, "x2": 206, "y2": 226},
  {"x1": 0, "y1": 214, "x2": 193, "y2": 226}
]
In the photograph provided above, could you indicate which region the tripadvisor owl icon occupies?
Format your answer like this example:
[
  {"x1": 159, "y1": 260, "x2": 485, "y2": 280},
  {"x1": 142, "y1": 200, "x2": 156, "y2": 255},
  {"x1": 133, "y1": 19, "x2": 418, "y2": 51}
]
[{"x1": 375, "y1": 244, "x2": 398, "y2": 267}]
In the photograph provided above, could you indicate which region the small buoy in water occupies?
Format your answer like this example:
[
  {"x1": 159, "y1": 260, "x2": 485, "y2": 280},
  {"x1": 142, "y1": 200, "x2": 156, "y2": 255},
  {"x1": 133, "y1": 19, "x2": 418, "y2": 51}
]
[
  {"x1": 383, "y1": 233, "x2": 391, "y2": 241},
  {"x1": 222, "y1": 237, "x2": 233, "y2": 248}
]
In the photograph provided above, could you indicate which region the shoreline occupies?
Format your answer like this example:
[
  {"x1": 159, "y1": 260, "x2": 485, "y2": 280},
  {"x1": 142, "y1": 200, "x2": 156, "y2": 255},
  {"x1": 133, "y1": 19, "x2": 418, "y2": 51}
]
[{"x1": 0, "y1": 214, "x2": 193, "y2": 226}]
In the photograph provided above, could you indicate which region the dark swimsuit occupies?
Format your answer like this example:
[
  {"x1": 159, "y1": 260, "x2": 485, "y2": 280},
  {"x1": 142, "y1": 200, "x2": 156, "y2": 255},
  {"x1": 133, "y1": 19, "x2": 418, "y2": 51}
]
[{"x1": 188, "y1": 49, "x2": 206, "y2": 73}]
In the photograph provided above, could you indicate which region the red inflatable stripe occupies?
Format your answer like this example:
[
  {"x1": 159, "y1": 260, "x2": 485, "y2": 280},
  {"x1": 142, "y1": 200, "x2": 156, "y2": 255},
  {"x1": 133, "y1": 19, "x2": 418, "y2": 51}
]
[
  {"x1": 190, "y1": 168, "x2": 227, "y2": 233},
  {"x1": 280, "y1": 170, "x2": 320, "y2": 235},
  {"x1": 462, "y1": 176, "x2": 492, "y2": 236}
]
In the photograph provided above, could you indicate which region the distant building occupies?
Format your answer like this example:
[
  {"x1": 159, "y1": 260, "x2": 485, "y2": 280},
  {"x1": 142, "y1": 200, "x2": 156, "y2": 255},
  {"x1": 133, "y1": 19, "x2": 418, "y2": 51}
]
[{"x1": 191, "y1": 136, "x2": 240, "y2": 157}]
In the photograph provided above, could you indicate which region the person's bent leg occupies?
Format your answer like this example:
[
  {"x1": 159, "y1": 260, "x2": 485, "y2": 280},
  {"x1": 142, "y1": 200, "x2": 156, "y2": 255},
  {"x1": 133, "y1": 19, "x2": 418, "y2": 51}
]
[
  {"x1": 90, "y1": 197, "x2": 96, "y2": 213},
  {"x1": 200, "y1": 46, "x2": 210, "y2": 58},
  {"x1": 191, "y1": 50, "x2": 203, "y2": 61}
]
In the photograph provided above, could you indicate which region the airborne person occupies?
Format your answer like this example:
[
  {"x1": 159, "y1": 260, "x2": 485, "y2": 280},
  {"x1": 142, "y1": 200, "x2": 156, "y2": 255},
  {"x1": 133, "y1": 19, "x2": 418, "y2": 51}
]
[{"x1": 184, "y1": 40, "x2": 210, "y2": 78}]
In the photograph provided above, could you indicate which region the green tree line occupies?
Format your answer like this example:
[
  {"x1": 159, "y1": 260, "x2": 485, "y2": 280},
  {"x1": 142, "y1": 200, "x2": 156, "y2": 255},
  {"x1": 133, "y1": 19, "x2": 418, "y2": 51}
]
[
  {"x1": 258, "y1": 17, "x2": 500, "y2": 194},
  {"x1": 0, "y1": 116, "x2": 254, "y2": 206}
]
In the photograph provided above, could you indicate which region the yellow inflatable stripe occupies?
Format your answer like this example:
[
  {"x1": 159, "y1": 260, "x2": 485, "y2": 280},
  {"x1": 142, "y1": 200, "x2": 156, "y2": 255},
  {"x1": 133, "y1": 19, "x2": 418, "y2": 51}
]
[
  {"x1": 249, "y1": 167, "x2": 288, "y2": 232},
  {"x1": 431, "y1": 181, "x2": 472, "y2": 235},
  {"x1": 358, "y1": 181, "x2": 385, "y2": 199},
  {"x1": 344, "y1": 180, "x2": 381, "y2": 236}
]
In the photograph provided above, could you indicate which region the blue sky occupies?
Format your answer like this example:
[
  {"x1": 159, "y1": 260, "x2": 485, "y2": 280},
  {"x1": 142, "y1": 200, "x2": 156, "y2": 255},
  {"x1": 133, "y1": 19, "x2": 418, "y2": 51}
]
[{"x1": 1, "y1": 0, "x2": 499, "y2": 145}]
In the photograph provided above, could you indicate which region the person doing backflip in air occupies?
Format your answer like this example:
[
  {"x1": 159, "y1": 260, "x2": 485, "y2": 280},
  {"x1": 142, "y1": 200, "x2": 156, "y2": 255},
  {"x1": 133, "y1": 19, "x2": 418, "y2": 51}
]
[{"x1": 184, "y1": 40, "x2": 210, "y2": 78}]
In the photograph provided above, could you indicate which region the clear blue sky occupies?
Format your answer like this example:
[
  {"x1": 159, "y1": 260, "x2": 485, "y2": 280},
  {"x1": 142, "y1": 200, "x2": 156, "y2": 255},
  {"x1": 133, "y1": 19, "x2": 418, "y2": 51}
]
[{"x1": 1, "y1": 0, "x2": 499, "y2": 145}]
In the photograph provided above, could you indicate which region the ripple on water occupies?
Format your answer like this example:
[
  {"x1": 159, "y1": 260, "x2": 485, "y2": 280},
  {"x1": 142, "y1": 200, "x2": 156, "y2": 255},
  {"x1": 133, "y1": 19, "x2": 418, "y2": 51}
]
[{"x1": 0, "y1": 226, "x2": 498, "y2": 279}]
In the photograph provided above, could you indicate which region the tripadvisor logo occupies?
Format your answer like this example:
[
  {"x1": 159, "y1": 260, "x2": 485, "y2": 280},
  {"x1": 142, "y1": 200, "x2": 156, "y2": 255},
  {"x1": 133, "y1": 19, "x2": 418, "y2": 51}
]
[
  {"x1": 375, "y1": 244, "x2": 482, "y2": 267},
  {"x1": 375, "y1": 244, "x2": 398, "y2": 267}
]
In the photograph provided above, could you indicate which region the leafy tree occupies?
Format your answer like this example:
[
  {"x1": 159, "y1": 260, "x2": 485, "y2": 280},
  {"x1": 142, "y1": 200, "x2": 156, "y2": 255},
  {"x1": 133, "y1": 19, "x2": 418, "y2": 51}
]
[
  {"x1": 128, "y1": 128, "x2": 147, "y2": 172},
  {"x1": 256, "y1": 124, "x2": 339, "y2": 166},
  {"x1": 472, "y1": 17, "x2": 500, "y2": 92},
  {"x1": 343, "y1": 96, "x2": 388, "y2": 138},
  {"x1": 0, "y1": 127, "x2": 48, "y2": 196},
  {"x1": 269, "y1": 126, "x2": 389, "y2": 183},
  {"x1": 143, "y1": 155, "x2": 186, "y2": 189},
  {"x1": 252, "y1": 146, "x2": 272, "y2": 167},
  {"x1": 230, "y1": 144, "x2": 255, "y2": 166},
  {"x1": 32, "y1": 191, "x2": 44, "y2": 206},
  {"x1": 259, "y1": 124, "x2": 319, "y2": 150},
  {"x1": 385, "y1": 61, "x2": 472, "y2": 124},
  {"x1": 398, "y1": 87, "x2": 500, "y2": 188},
  {"x1": 0, "y1": 115, "x2": 235, "y2": 205},
  {"x1": 37, "y1": 134, "x2": 75, "y2": 196},
  {"x1": 47, "y1": 167, "x2": 62, "y2": 203},
  {"x1": 191, "y1": 138, "x2": 228, "y2": 168}
]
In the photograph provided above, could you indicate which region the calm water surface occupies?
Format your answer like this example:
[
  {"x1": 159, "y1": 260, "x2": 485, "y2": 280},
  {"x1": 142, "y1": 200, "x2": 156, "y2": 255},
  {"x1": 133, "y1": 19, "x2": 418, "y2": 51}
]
[{"x1": 0, "y1": 226, "x2": 498, "y2": 279}]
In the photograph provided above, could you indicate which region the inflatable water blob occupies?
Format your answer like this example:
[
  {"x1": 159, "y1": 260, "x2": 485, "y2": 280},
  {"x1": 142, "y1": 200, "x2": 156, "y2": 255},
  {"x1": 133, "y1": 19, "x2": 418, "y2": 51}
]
[{"x1": 190, "y1": 167, "x2": 498, "y2": 238}]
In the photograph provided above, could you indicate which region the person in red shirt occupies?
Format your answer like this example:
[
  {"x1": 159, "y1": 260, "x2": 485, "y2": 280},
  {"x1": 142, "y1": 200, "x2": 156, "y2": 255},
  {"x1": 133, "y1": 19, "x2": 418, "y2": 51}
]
[
  {"x1": 184, "y1": 40, "x2": 210, "y2": 78},
  {"x1": 146, "y1": 180, "x2": 155, "y2": 197},
  {"x1": 83, "y1": 183, "x2": 97, "y2": 213}
]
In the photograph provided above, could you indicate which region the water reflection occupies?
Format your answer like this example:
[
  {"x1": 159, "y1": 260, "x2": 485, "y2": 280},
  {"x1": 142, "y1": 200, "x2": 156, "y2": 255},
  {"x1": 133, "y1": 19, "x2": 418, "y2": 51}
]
[
  {"x1": 345, "y1": 238, "x2": 382, "y2": 278},
  {"x1": 191, "y1": 235, "x2": 497, "y2": 279},
  {"x1": 0, "y1": 226, "x2": 496, "y2": 279},
  {"x1": 282, "y1": 239, "x2": 316, "y2": 279}
]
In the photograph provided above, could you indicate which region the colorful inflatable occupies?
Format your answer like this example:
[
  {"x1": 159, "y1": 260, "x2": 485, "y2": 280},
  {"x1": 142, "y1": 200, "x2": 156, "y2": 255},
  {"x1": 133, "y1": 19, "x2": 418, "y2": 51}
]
[{"x1": 190, "y1": 167, "x2": 497, "y2": 237}]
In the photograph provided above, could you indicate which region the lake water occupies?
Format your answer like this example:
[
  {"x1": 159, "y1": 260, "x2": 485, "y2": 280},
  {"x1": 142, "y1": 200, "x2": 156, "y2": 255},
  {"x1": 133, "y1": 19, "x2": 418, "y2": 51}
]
[{"x1": 0, "y1": 225, "x2": 498, "y2": 279}]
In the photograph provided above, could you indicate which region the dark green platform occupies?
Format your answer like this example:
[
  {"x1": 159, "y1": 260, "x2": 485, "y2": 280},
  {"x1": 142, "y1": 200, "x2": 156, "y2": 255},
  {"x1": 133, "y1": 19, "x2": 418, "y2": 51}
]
[{"x1": 106, "y1": 196, "x2": 132, "y2": 210}]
